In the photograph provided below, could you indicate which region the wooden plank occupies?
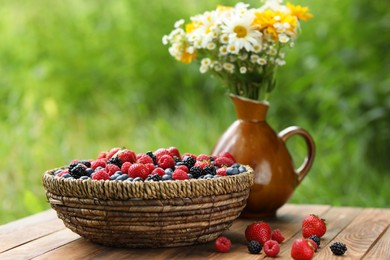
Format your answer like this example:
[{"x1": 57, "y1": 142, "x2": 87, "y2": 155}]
[
  {"x1": 0, "y1": 209, "x2": 65, "y2": 253},
  {"x1": 363, "y1": 225, "x2": 390, "y2": 259},
  {"x1": 0, "y1": 228, "x2": 79, "y2": 260},
  {"x1": 316, "y1": 208, "x2": 390, "y2": 259}
]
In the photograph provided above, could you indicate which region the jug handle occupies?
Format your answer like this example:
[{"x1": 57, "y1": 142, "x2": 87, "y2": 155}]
[{"x1": 278, "y1": 126, "x2": 315, "y2": 184}]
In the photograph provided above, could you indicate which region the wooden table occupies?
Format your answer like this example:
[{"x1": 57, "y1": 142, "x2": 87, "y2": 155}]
[{"x1": 1, "y1": 204, "x2": 389, "y2": 259}]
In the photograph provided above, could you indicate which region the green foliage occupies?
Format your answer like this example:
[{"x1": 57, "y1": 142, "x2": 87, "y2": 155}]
[{"x1": 0, "y1": 0, "x2": 389, "y2": 224}]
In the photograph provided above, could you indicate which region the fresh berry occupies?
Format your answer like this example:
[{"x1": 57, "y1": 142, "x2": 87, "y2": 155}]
[
  {"x1": 175, "y1": 164, "x2": 189, "y2": 173},
  {"x1": 92, "y1": 169, "x2": 109, "y2": 180},
  {"x1": 146, "y1": 174, "x2": 162, "y2": 182},
  {"x1": 216, "y1": 168, "x2": 227, "y2": 176},
  {"x1": 91, "y1": 159, "x2": 106, "y2": 170},
  {"x1": 145, "y1": 163, "x2": 155, "y2": 174},
  {"x1": 194, "y1": 160, "x2": 209, "y2": 169},
  {"x1": 128, "y1": 163, "x2": 149, "y2": 179},
  {"x1": 291, "y1": 238, "x2": 315, "y2": 260},
  {"x1": 189, "y1": 166, "x2": 203, "y2": 178},
  {"x1": 218, "y1": 152, "x2": 236, "y2": 163},
  {"x1": 152, "y1": 167, "x2": 165, "y2": 177},
  {"x1": 117, "y1": 149, "x2": 136, "y2": 163},
  {"x1": 69, "y1": 163, "x2": 87, "y2": 179},
  {"x1": 158, "y1": 154, "x2": 175, "y2": 169},
  {"x1": 247, "y1": 240, "x2": 262, "y2": 254},
  {"x1": 182, "y1": 155, "x2": 196, "y2": 169},
  {"x1": 137, "y1": 154, "x2": 154, "y2": 165},
  {"x1": 106, "y1": 156, "x2": 122, "y2": 167},
  {"x1": 263, "y1": 240, "x2": 280, "y2": 257},
  {"x1": 172, "y1": 169, "x2": 189, "y2": 180},
  {"x1": 97, "y1": 151, "x2": 108, "y2": 159},
  {"x1": 302, "y1": 214, "x2": 327, "y2": 238},
  {"x1": 308, "y1": 235, "x2": 320, "y2": 247},
  {"x1": 145, "y1": 151, "x2": 157, "y2": 165},
  {"x1": 181, "y1": 153, "x2": 197, "y2": 161},
  {"x1": 214, "y1": 236, "x2": 231, "y2": 253},
  {"x1": 154, "y1": 148, "x2": 172, "y2": 161},
  {"x1": 215, "y1": 156, "x2": 235, "y2": 167},
  {"x1": 167, "y1": 147, "x2": 181, "y2": 159},
  {"x1": 271, "y1": 229, "x2": 285, "y2": 243},
  {"x1": 307, "y1": 239, "x2": 318, "y2": 252},
  {"x1": 197, "y1": 154, "x2": 211, "y2": 161},
  {"x1": 105, "y1": 164, "x2": 121, "y2": 176},
  {"x1": 106, "y1": 147, "x2": 121, "y2": 159},
  {"x1": 202, "y1": 165, "x2": 216, "y2": 175},
  {"x1": 121, "y1": 162, "x2": 132, "y2": 174},
  {"x1": 330, "y1": 242, "x2": 347, "y2": 256},
  {"x1": 245, "y1": 221, "x2": 272, "y2": 245}
]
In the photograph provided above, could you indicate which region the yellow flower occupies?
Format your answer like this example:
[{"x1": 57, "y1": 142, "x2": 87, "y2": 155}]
[
  {"x1": 286, "y1": 2, "x2": 313, "y2": 21},
  {"x1": 253, "y1": 10, "x2": 298, "y2": 41},
  {"x1": 179, "y1": 46, "x2": 196, "y2": 64}
]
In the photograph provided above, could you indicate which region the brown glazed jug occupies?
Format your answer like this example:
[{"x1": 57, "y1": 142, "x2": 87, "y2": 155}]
[{"x1": 212, "y1": 94, "x2": 315, "y2": 218}]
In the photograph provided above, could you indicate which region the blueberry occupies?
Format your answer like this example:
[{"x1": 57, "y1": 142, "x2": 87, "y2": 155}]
[
  {"x1": 164, "y1": 168, "x2": 173, "y2": 175},
  {"x1": 54, "y1": 169, "x2": 63, "y2": 176},
  {"x1": 238, "y1": 166, "x2": 247, "y2": 173},
  {"x1": 162, "y1": 174, "x2": 172, "y2": 181},
  {"x1": 124, "y1": 178, "x2": 134, "y2": 182},
  {"x1": 85, "y1": 168, "x2": 94, "y2": 176},
  {"x1": 226, "y1": 167, "x2": 239, "y2": 175},
  {"x1": 110, "y1": 173, "x2": 121, "y2": 180},
  {"x1": 116, "y1": 174, "x2": 129, "y2": 181},
  {"x1": 79, "y1": 176, "x2": 90, "y2": 180},
  {"x1": 204, "y1": 174, "x2": 214, "y2": 179},
  {"x1": 62, "y1": 173, "x2": 72, "y2": 178},
  {"x1": 133, "y1": 177, "x2": 144, "y2": 182},
  {"x1": 231, "y1": 163, "x2": 240, "y2": 168}
]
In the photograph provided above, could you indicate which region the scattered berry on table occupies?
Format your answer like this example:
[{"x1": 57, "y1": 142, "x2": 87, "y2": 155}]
[
  {"x1": 302, "y1": 214, "x2": 327, "y2": 238},
  {"x1": 271, "y1": 228, "x2": 285, "y2": 243},
  {"x1": 247, "y1": 240, "x2": 262, "y2": 254},
  {"x1": 245, "y1": 221, "x2": 272, "y2": 245},
  {"x1": 263, "y1": 240, "x2": 280, "y2": 257},
  {"x1": 308, "y1": 234, "x2": 320, "y2": 247},
  {"x1": 214, "y1": 236, "x2": 231, "y2": 253},
  {"x1": 290, "y1": 238, "x2": 315, "y2": 260},
  {"x1": 330, "y1": 242, "x2": 347, "y2": 256}
]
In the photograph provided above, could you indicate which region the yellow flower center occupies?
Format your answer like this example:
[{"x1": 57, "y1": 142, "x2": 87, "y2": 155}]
[{"x1": 234, "y1": 25, "x2": 247, "y2": 38}]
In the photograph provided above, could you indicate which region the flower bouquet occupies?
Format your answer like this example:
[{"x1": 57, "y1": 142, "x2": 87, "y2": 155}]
[{"x1": 163, "y1": 0, "x2": 312, "y2": 101}]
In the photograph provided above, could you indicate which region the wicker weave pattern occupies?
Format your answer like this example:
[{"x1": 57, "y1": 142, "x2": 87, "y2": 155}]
[{"x1": 43, "y1": 167, "x2": 254, "y2": 248}]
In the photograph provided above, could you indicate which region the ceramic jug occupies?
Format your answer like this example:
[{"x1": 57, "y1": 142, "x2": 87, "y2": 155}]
[{"x1": 212, "y1": 94, "x2": 315, "y2": 218}]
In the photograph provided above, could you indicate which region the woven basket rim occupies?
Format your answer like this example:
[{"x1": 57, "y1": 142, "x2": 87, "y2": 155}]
[{"x1": 42, "y1": 166, "x2": 254, "y2": 200}]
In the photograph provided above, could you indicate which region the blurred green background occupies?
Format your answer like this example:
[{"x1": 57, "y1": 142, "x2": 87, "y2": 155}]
[{"x1": 1, "y1": 0, "x2": 389, "y2": 224}]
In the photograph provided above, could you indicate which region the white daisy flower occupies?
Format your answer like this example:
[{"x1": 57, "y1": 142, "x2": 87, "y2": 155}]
[
  {"x1": 206, "y1": 42, "x2": 216, "y2": 50},
  {"x1": 213, "y1": 61, "x2": 222, "y2": 72},
  {"x1": 257, "y1": 58, "x2": 267, "y2": 65},
  {"x1": 174, "y1": 19, "x2": 185, "y2": 28},
  {"x1": 219, "y1": 45, "x2": 228, "y2": 55},
  {"x1": 220, "y1": 34, "x2": 229, "y2": 44},
  {"x1": 251, "y1": 54, "x2": 260, "y2": 63},
  {"x1": 200, "y1": 65, "x2": 208, "y2": 73},
  {"x1": 223, "y1": 62, "x2": 235, "y2": 73},
  {"x1": 222, "y1": 11, "x2": 262, "y2": 53},
  {"x1": 279, "y1": 34, "x2": 290, "y2": 43},
  {"x1": 276, "y1": 58, "x2": 286, "y2": 66},
  {"x1": 240, "y1": 66, "x2": 248, "y2": 74},
  {"x1": 201, "y1": 58, "x2": 212, "y2": 66}
]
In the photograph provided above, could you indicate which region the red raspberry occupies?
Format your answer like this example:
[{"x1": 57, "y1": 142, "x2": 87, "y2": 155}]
[
  {"x1": 158, "y1": 154, "x2": 175, "y2": 169},
  {"x1": 181, "y1": 153, "x2": 196, "y2": 161},
  {"x1": 97, "y1": 151, "x2": 108, "y2": 159},
  {"x1": 172, "y1": 169, "x2": 189, "y2": 180},
  {"x1": 214, "y1": 236, "x2": 231, "y2": 253},
  {"x1": 245, "y1": 221, "x2": 272, "y2": 245},
  {"x1": 118, "y1": 149, "x2": 136, "y2": 163},
  {"x1": 216, "y1": 168, "x2": 227, "y2": 176},
  {"x1": 218, "y1": 152, "x2": 236, "y2": 163},
  {"x1": 197, "y1": 154, "x2": 211, "y2": 161},
  {"x1": 215, "y1": 156, "x2": 235, "y2": 167},
  {"x1": 167, "y1": 147, "x2": 181, "y2": 159},
  {"x1": 92, "y1": 169, "x2": 109, "y2": 180},
  {"x1": 264, "y1": 240, "x2": 280, "y2": 257},
  {"x1": 154, "y1": 148, "x2": 171, "y2": 161},
  {"x1": 91, "y1": 159, "x2": 106, "y2": 170},
  {"x1": 152, "y1": 167, "x2": 165, "y2": 177},
  {"x1": 194, "y1": 161, "x2": 210, "y2": 169},
  {"x1": 175, "y1": 165, "x2": 189, "y2": 173},
  {"x1": 106, "y1": 164, "x2": 120, "y2": 176},
  {"x1": 271, "y1": 229, "x2": 285, "y2": 243},
  {"x1": 121, "y1": 162, "x2": 132, "y2": 174},
  {"x1": 145, "y1": 163, "x2": 155, "y2": 174},
  {"x1": 128, "y1": 163, "x2": 149, "y2": 179},
  {"x1": 137, "y1": 154, "x2": 154, "y2": 165},
  {"x1": 106, "y1": 147, "x2": 121, "y2": 159}
]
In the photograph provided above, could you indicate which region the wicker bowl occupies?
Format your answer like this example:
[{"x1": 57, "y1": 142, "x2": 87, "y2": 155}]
[{"x1": 42, "y1": 166, "x2": 254, "y2": 248}]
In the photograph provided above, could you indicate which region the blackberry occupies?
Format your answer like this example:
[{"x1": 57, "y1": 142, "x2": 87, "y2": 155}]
[
  {"x1": 174, "y1": 156, "x2": 181, "y2": 163},
  {"x1": 202, "y1": 165, "x2": 216, "y2": 175},
  {"x1": 330, "y1": 242, "x2": 347, "y2": 256},
  {"x1": 309, "y1": 235, "x2": 321, "y2": 247},
  {"x1": 146, "y1": 174, "x2": 162, "y2": 182},
  {"x1": 189, "y1": 166, "x2": 203, "y2": 178},
  {"x1": 79, "y1": 160, "x2": 91, "y2": 168},
  {"x1": 107, "y1": 156, "x2": 122, "y2": 167},
  {"x1": 68, "y1": 161, "x2": 79, "y2": 172},
  {"x1": 182, "y1": 156, "x2": 196, "y2": 169},
  {"x1": 69, "y1": 163, "x2": 87, "y2": 179},
  {"x1": 146, "y1": 151, "x2": 157, "y2": 165},
  {"x1": 247, "y1": 240, "x2": 262, "y2": 254}
]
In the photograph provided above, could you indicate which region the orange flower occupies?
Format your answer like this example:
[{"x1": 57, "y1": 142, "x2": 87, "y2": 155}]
[{"x1": 286, "y1": 2, "x2": 313, "y2": 21}]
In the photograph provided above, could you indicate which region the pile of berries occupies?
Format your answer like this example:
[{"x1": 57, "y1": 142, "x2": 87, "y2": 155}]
[
  {"x1": 54, "y1": 147, "x2": 248, "y2": 182},
  {"x1": 214, "y1": 214, "x2": 348, "y2": 259}
]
